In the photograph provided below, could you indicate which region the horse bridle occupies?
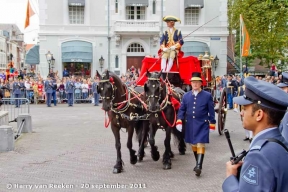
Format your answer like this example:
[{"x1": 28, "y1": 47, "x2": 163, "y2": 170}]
[
  {"x1": 98, "y1": 79, "x2": 115, "y2": 102},
  {"x1": 146, "y1": 77, "x2": 162, "y2": 102}
]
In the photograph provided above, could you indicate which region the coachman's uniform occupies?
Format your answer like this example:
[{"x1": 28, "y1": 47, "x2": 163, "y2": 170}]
[
  {"x1": 222, "y1": 77, "x2": 288, "y2": 192},
  {"x1": 160, "y1": 15, "x2": 184, "y2": 73},
  {"x1": 176, "y1": 72, "x2": 216, "y2": 176}
]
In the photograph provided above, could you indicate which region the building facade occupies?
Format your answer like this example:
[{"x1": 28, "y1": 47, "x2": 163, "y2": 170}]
[
  {"x1": 39, "y1": 0, "x2": 228, "y2": 78},
  {"x1": 0, "y1": 24, "x2": 25, "y2": 71}
]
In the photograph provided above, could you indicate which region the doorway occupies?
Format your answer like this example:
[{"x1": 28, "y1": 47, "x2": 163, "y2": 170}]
[{"x1": 126, "y1": 56, "x2": 144, "y2": 72}]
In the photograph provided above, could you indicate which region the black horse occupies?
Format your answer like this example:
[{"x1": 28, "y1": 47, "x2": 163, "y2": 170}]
[
  {"x1": 144, "y1": 71, "x2": 186, "y2": 169},
  {"x1": 97, "y1": 70, "x2": 148, "y2": 173}
]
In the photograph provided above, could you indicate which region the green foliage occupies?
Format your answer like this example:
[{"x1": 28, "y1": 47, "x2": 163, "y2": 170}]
[{"x1": 228, "y1": 0, "x2": 288, "y2": 68}]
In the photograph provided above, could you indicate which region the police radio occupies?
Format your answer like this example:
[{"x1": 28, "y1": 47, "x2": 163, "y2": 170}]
[{"x1": 224, "y1": 129, "x2": 248, "y2": 179}]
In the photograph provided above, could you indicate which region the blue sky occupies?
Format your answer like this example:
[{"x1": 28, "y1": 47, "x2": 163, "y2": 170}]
[{"x1": 0, "y1": 0, "x2": 39, "y2": 43}]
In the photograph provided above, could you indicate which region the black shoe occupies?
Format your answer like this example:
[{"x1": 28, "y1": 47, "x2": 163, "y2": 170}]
[
  {"x1": 194, "y1": 154, "x2": 204, "y2": 176},
  {"x1": 193, "y1": 152, "x2": 197, "y2": 171},
  {"x1": 243, "y1": 137, "x2": 249, "y2": 141}
]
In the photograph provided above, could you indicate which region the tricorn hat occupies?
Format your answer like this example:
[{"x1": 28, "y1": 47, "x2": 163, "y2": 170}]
[
  {"x1": 162, "y1": 15, "x2": 181, "y2": 23},
  {"x1": 190, "y1": 72, "x2": 202, "y2": 82}
]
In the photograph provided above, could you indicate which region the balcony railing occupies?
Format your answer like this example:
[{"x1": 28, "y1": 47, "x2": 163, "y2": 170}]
[{"x1": 114, "y1": 20, "x2": 160, "y2": 33}]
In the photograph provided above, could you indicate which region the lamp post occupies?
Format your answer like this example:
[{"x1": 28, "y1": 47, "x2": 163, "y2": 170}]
[
  {"x1": 214, "y1": 55, "x2": 219, "y2": 71},
  {"x1": 45, "y1": 51, "x2": 53, "y2": 72},
  {"x1": 99, "y1": 56, "x2": 104, "y2": 72},
  {"x1": 51, "y1": 56, "x2": 55, "y2": 71}
]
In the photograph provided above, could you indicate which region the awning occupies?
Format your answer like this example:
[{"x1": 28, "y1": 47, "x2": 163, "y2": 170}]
[
  {"x1": 181, "y1": 41, "x2": 210, "y2": 57},
  {"x1": 61, "y1": 41, "x2": 92, "y2": 63},
  {"x1": 125, "y1": 0, "x2": 149, "y2": 7},
  {"x1": 25, "y1": 45, "x2": 40, "y2": 64},
  {"x1": 184, "y1": 0, "x2": 204, "y2": 8},
  {"x1": 68, "y1": 0, "x2": 85, "y2": 6}
]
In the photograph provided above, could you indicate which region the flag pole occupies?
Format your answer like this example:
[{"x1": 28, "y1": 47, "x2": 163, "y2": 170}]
[{"x1": 240, "y1": 14, "x2": 243, "y2": 78}]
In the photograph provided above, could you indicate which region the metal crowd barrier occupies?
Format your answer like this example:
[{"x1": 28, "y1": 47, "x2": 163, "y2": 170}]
[{"x1": 1, "y1": 98, "x2": 30, "y2": 122}]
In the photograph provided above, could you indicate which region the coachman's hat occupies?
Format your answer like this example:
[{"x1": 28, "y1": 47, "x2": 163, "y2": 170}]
[
  {"x1": 277, "y1": 72, "x2": 288, "y2": 88},
  {"x1": 190, "y1": 72, "x2": 202, "y2": 82},
  {"x1": 162, "y1": 15, "x2": 181, "y2": 23},
  {"x1": 233, "y1": 76, "x2": 288, "y2": 111}
]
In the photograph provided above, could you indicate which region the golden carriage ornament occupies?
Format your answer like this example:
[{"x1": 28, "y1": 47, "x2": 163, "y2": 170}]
[{"x1": 198, "y1": 51, "x2": 226, "y2": 135}]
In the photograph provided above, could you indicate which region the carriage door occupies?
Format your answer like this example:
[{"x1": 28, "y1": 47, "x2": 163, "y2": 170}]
[{"x1": 126, "y1": 43, "x2": 145, "y2": 72}]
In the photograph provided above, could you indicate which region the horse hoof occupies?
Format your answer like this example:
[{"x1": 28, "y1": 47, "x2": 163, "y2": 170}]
[
  {"x1": 130, "y1": 155, "x2": 138, "y2": 165},
  {"x1": 152, "y1": 151, "x2": 160, "y2": 161},
  {"x1": 163, "y1": 163, "x2": 172, "y2": 170},
  {"x1": 113, "y1": 168, "x2": 122, "y2": 174}
]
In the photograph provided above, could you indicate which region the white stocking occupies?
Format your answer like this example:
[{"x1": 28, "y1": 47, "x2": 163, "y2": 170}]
[
  {"x1": 166, "y1": 58, "x2": 174, "y2": 72},
  {"x1": 161, "y1": 58, "x2": 167, "y2": 71}
]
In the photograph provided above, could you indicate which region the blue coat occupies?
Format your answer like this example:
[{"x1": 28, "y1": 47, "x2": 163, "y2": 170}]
[
  {"x1": 92, "y1": 82, "x2": 98, "y2": 93},
  {"x1": 177, "y1": 90, "x2": 216, "y2": 144},
  {"x1": 222, "y1": 128, "x2": 288, "y2": 192},
  {"x1": 66, "y1": 81, "x2": 75, "y2": 93},
  {"x1": 280, "y1": 112, "x2": 288, "y2": 142},
  {"x1": 13, "y1": 82, "x2": 22, "y2": 95},
  {"x1": 44, "y1": 80, "x2": 53, "y2": 94},
  {"x1": 160, "y1": 29, "x2": 184, "y2": 48}
]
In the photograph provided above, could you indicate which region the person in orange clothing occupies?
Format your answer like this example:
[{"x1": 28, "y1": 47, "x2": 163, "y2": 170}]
[{"x1": 37, "y1": 80, "x2": 44, "y2": 100}]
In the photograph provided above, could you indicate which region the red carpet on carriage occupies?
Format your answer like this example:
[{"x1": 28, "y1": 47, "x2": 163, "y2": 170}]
[{"x1": 136, "y1": 56, "x2": 206, "y2": 86}]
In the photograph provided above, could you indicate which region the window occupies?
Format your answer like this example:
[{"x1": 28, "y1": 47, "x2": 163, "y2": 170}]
[
  {"x1": 115, "y1": 55, "x2": 119, "y2": 68},
  {"x1": 153, "y1": 0, "x2": 156, "y2": 14},
  {"x1": 126, "y1": 6, "x2": 145, "y2": 20},
  {"x1": 185, "y1": 7, "x2": 200, "y2": 25},
  {"x1": 115, "y1": 0, "x2": 118, "y2": 13},
  {"x1": 69, "y1": 6, "x2": 84, "y2": 24},
  {"x1": 127, "y1": 43, "x2": 144, "y2": 52}
]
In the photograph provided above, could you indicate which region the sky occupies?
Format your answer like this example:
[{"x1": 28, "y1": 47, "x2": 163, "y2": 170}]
[{"x1": 0, "y1": 0, "x2": 39, "y2": 44}]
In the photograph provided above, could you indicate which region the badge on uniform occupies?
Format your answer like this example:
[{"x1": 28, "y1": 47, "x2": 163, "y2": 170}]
[{"x1": 242, "y1": 164, "x2": 258, "y2": 185}]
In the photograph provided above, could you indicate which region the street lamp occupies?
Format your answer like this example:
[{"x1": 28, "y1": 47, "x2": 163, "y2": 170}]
[
  {"x1": 99, "y1": 56, "x2": 104, "y2": 72},
  {"x1": 214, "y1": 55, "x2": 219, "y2": 69},
  {"x1": 45, "y1": 51, "x2": 53, "y2": 72},
  {"x1": 51, "y1": 56, "x2": 55, "y2": 71}
]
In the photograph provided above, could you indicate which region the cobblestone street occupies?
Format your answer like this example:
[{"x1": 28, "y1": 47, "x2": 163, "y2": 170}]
[{"x1": 0, "y1": 104, "x2": 250, "y2": 192}]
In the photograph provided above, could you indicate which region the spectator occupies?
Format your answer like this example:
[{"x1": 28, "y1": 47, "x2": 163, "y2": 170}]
[
  {"x1": 63, "y1": 68, "x2": 69, "y2": 77},
  {"x1": 81, "y1": 79, "x2": 89, "y2": 100}
]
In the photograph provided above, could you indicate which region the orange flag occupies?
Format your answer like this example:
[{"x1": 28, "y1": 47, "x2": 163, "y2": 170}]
[
  {"x1": 240, "y1": 14, "x2": 251, "y2": 57},
  {"x1": 24, "y1": 0, "x2": 35, "y2": 29}
]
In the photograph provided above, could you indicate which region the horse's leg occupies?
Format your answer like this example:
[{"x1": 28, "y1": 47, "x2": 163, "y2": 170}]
[
  {"x1": 138, "y1": 121, "x2": 149, "y2": 162},
  {"x1": 127, "y1": 124, "x2": 137, "y2": 165},
  {"x1": 111, "y1": 124, "x2": 123, "y2": 174},
  {"x1": 148, "y1": 122, "x2": 160, "y2": 161},
  {"x1": 163, "y1": 126, "x2": 172, "y2": 169}
]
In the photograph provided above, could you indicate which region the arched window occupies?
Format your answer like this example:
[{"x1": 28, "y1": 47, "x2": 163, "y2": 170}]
[{"x1": 127, "y1": 43, "x2": 144, "y2": 52}]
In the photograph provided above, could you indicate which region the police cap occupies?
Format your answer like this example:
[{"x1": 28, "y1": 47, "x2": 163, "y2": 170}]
[
  {"x1": 233, "y1": 76, "x2": 288, "y2": 111},
  {"x1": 277, "y1": 72, "x2": 288, "y2": 88}
]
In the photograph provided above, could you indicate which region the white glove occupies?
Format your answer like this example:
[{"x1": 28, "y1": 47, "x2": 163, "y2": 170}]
[
  {"x1": 163, "y1": 48, "x2": 168, "y2": 52},
  {"x1": 170, "y1": 46, "x2": 176, "y2": 51},
  {"x1": 176, "y1": 124, "x2": 182, "y2": 132}
]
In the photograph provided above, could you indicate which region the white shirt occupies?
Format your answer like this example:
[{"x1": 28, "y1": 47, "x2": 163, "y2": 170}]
[
  {"x1": 81, "y1": 84, "x2": 89, "y2": 93},
  {"x1": 25, "y1": 81, "x2": 31, "y2": 89},
  {"x1": 249, "y1": 127, "x2": 277, "y2": 148}
]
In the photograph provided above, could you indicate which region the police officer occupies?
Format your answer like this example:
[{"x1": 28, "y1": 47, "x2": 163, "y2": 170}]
[
  {"x1": 92, "y1": 77, "x2": 99, "y2": 106},
  {"x1": 222, "y1": 76, "x2": 288, "y2": 192},
  {"x1": 66, "y1": 77, "x2": 75, "y2": 107},
  {"x1": 44, "y1": 76, "x2": 53, "y2": 107},
  {"x1": 277, "y1": 72, "x2": 288, "y2": 141},
  {"x1": 13, "y1": 78, "x2": 21, "y2": 108},
  {"x1": 175, "y1": 72, "x2": 216, "y2": 176},
  {"x1": 226, "y1": 74, "x2": 238, "y2": 110},
  {"x1": 51, "y1": 78, "x2": 57, "y2": 106}
]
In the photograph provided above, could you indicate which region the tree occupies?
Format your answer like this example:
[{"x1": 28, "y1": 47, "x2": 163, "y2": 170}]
[{"x1": 228, "y1": 0, "x2": 288, "y2": 68}]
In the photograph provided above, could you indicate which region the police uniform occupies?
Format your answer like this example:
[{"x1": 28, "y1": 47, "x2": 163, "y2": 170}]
[
  {"x1": 222, "y1": 76, "x2": 288, "y2": 192},
  {"x1": 13, "y1": 80, "x2": 22, "y2": 107},
  {"x1": 277, "y1": 72, "x2": 288, "y2": 141},
  {"x1": 160, "y1": 16, "x2": 184, "y2": 72},
  {"x1": 92, "y1": 81, "x2": 99, "y2": 106},
  {"x1": 66, "y1": 80, "x2": 75, "y2": 106},
  {"x1": 176, "y1": 72, "x2": 216, "y2": 176},
  {"x1": 44, "y1": 78, "x2": 53, "y2": 107},
  {"x1": 226, "y1": 75, "x2": 238, "y2": 109}
]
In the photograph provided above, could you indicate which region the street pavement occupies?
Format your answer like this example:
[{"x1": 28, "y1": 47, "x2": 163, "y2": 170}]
[{"x1": 0, "y1": 104, "x2": 250, "y2": 192}]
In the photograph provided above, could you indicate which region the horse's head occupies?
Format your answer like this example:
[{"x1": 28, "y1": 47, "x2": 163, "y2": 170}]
[
  {"x1": 97, "y1": 70, "x2": 115, "y2": 111},
  {"x1": 144, "y1": 70, "x2": 163, "y2": 112}
]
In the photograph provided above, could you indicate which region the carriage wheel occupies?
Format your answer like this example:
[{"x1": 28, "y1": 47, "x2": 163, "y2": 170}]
[{"x1": 218, "y1": 87, "x2": 227, "y2": 135}]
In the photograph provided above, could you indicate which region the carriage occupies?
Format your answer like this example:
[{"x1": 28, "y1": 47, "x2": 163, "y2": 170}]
[{"x1": 136, "y1": 51, "x2": 227, "y2": 135}]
